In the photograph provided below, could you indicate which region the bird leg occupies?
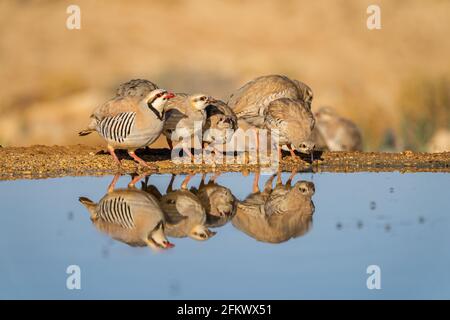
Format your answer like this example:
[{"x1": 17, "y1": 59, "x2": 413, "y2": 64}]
[
  {"x1": 128, "y1": 150, "x2": 153, "y2": 168},
  {"x1": 277, "y1": 145, "x2": 282, "y2": 162},
  {"x1": 252, "y1": 170, "x2": 260, "y2": 193},
  {"x1": 288, "y1": 144, "x2": 298, "y2": 160},
  {"x1": 128, "y1": 173, "x2": 148, "y2": 188},
  {"x1": 181, "y1": 174, "x2": 192, "y2": 190},
  {"x1": 107, "y1": 173, "x2": 121, "y2": 193},
  {"x1": 264, "y1": 173, "x2": 276, "y2": 193},
  {"x1": 182, "y1": 143, "x2": 194, "y2": 163},
  {"x1": 107, "y1": 146, "x2": 122, "y2": 168},
  {"x1": 255, "y1": 128, "x2": 260, "y2": 163},
  {"x1": 276, "y1": 169, "x2": 282, "y2": 186},
  {"x1": 167, "y1": 174, "x2": 176, "y2": 193},
  {"x1": 286, "y1": 169, "x2": 297, "y2": 187}
]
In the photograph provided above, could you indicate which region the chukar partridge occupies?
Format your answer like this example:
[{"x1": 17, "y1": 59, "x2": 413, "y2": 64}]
[
  {"x1": 228, "y1": 75, "x2": 315, "y2": 159},
  {"x1": 115, "y1": 79, "x2": 159, "y2": 99},
  {"x1": 232, "y1": 172, "x2": 315, "y2": 243},
  {"x1": 159, "y1": 175, "x2": 216, "y2": 241},
  {"x1": 264, "y1": 98, "x2": 315, "y2": 159},
  {"x1": 190, "y1": 173, "x2": 237, "y2": 228},
  {"x1": 79, "y1": 88, "x2": 175, "y2": 167},
  {"x1": 314, "y1": 106, "x2": 363, "y2": 151},
  {"x1": 163, "y1": 93, "x2": 214, "y2": 158},
  {"x1": 202, "y1": 99, "x2": 238, "y2": 148},
  {"x1": 78, "y1": 174, "x2": 174, "y2": 250}
]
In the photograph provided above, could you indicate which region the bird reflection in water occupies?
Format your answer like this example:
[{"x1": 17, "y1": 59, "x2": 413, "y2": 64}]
[
  {"x1": 232, "y1": 170, "x2": 315, "y2": 243},
  {"x1": 79, "y1": 171, "x2": 315, "y2": 252},
  {"x1": 79, "y1": 173, "x2": 175, "y2": 251},
  {"x1": 158, "y1": 174, "x2": 217, "y2": 241},
  {"x1": 190, "y1": 173, "x2": 237, "y2": 228}
]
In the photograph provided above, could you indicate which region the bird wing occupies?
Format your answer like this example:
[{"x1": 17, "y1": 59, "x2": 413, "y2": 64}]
[
  {"x1": 97, "y1": 112, "x2": 136, "y2": 143},
  {"x1": 163, "y1": 109, "x2": 188, "y2": 138},
  {"x1": 96, "y1": 194, "x2": 136, "y2": 229},
  {"x1": 92, "y1": 96, "x2": 138, "y2": 121},
  {"x1": 228, "y1": 75, "x2": 300, "y2": 126},
  {"x1": 115, "y1": 79, "x2": 158, "y2": 98},
  {"x1": 265, "y1": 98, "x2": 315, "y2": 144},
  {"x1": 174, "y1": 191, "x2": 205, "y2": 220}
]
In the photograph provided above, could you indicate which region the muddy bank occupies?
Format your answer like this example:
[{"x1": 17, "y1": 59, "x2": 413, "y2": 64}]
[{"x1": 0, "y1": 145, "x2": 448, "y2": 180}]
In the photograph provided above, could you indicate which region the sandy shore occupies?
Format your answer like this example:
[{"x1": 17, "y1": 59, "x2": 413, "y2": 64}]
[{"x1": 0, "y1": 145, "x2": 449, "y2": 180}]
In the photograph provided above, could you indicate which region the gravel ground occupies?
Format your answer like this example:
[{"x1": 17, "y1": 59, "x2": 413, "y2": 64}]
[{"x1": 0, "y1": 145, "x2": 449, "y2": 180}]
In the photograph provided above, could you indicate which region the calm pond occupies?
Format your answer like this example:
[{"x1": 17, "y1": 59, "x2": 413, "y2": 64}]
[{"x1": 0, "y1": 172, "x2": 449, "y2": 299}]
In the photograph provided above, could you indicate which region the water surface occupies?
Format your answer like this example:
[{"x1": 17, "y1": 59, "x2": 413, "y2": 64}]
[{"x1": 0, "y1": 172, "x2": 449, "y2": 299}]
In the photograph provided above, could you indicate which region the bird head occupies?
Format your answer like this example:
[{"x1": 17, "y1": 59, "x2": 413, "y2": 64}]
[
  {"x1": 189, "y1": 225, "x2": 217, "y2": 241},
  {"x1": 148, "y1": 221, "x2": 175, "y2": 249},
  {"x1": 294, "y1": 181, "x2": 315, "y2": 197},
  {"x1": 210, "y1": 189, "x2": 235, "y2": 217},
  {"x1": 295, "y1": 140, "x2": 315, "y2": 154},
  {"x1": 146, "y1": 89, "x2": 175, "y2": 112},
  {"x1": 190, "y1": 94, "x2": 215, "y2": 111}
]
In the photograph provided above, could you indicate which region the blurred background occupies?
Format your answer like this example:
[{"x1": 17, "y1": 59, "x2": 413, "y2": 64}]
[{"x1": 0, "y1": 0, "x2": 449, "y2": 151}]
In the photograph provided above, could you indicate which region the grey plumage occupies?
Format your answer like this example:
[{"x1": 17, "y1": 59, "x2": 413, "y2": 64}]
[
  {"x1": 264, "y1": 98, "x2": 315, "y2": 153},
  {"x1": 79, "y1": 187, "x2": 173, "y2": 249},
  {"x1": 159, "y1": 175, "x2": 216, "y2": 241},
  {"x1": 190, "y1": 174, "x2": 237, "y2": 228},
  {"x1": 79, "y1": 88, "x2": 175, "y2": 167},
  {"x1": 115, "y1": 79, "x2": 159, "y2": 99},
  {"x1": 228, "y1": 75, "x2": 316, "y2": 155},
  {"x1": 232, "y1": 173, "x2": 315, "y2": 243},
  {"x1": 313, "y1": 106, "x2": 363, "y2": 151},
  {"x1": 203, "y1": 99, "x2": 238, "y2": 146}
]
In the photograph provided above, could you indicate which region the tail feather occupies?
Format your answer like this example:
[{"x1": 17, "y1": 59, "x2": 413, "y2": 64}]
[
  {"x1": 79, "y1": 197, "x2": 97, "y2": 218},
  {"x1": 78, "y1": 129, "x2": 94, "y2": 136}
]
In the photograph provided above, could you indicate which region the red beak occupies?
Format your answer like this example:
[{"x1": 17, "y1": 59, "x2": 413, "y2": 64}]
[
  {"x1": 165, "y1": 92, "x2": 175, "y2": 99},
  {"x1": 164, "y1": 241, "x2": 175, "y2": 249}
]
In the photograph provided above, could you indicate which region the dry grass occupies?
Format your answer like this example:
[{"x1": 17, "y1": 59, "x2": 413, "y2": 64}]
[{"x1": 0, "y1": 0, "x2": 449, "y2": 150}]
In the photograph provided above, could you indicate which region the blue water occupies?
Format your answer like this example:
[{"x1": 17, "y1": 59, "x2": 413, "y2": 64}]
[{"x1": 0, "y1": 172, "x2": 449, "y2": 299}]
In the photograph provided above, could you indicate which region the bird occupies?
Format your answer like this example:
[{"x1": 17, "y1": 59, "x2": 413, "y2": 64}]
[
  {"x1": 264, "y1": 98, "x2": 315, "y2": 160},
  {"x1": 78, "y1": 174, "x2": 174, "y2": 250},
  {"x1": 202, "y1": 100, "x2": 238, "y2": 147},
  {"x1": 162, "y1": 93, "x2": 215, "y2": 159},
  {"x1": 228, "y1": 74, "x2": 315, "y2": 160},
  {"x1": 232, "y1": 171, "x2": 315, "y2": 243},
  {"x1": 159, "y1": 174, "x2": 216, "y2": 241},
  {"x1": 313, "y1": 106, "x2": 363, "y2": 151},
  {"x1": 115, "y1": 79, "x2": 159, "y2": 100},
  {"x1": 190, "y1": 173, "x2": 237, "y2": 228},
  {"x1": 78, "y1": 88, "x2": 175, "y2": 168},
  {"x1": 228, "y1": 75, "x2": 302, "y2": 127}
]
